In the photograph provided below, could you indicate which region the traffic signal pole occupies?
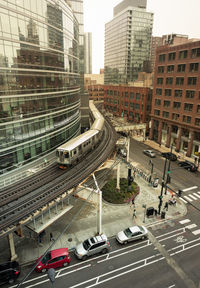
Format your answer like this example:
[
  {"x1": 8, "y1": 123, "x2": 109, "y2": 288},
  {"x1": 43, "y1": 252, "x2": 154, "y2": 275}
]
[{"x1": 158, "y1": 157, "x2": 167, "y2": 215}]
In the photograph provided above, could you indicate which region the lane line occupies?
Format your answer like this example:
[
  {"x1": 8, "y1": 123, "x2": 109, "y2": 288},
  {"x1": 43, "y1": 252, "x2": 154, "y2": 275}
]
[
  {"x1": 183, "y1": 196, "x2": 193, "y2": 202},
  {"x1": 192, "y1": 229, "x2": 200, "y2": 235},
  {"x1": 180, "y1": 197, "x2": 187, "y2": 203},
  {"x1": 182, "y1": 186, "x2": 198, "y2": 192},
  {"x1": 193, "y1": 192, "x2": 200, "y2": 198},
  {"x1": 185, "y1": 224, "x2": 197, "y2": 229},
  {"x1": 188, "y1": 194, "x2": 197, "y2": 200},
  {"x1": 179, "y1": 219, "x2": 191, "y2": 224}
]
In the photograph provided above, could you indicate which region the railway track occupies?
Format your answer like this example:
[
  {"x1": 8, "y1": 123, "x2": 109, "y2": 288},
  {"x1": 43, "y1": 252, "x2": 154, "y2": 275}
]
[{"x1": 0, "y1": 118, "x2": 117, "y2": 234}]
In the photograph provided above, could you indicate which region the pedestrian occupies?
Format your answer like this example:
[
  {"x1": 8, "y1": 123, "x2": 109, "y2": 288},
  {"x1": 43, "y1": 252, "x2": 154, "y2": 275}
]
[
  {"x1": 164, "y1": 201, "x2": 168, "y2": 211},
  {"x1": 132, "y1": 199, "x2": 135, "y2": 206},
  {"x1": 50, "y1": 232, "x2": 54, "y2": 242},
  {"x1": 154, "y1": 209, "x2": 157, "y2": 217},
  {"x1": 133, "y1": 209, "x2": 137, "y2": 218}
]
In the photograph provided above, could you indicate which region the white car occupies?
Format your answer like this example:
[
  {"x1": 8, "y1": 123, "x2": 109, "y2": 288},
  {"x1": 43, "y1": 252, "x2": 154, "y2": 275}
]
[
  {"x1": 143, "y1": 150, "x2": 156, "y2": 158},
  {"x1": 116, "y1": 225, "x2": 148, "y2": 244}
]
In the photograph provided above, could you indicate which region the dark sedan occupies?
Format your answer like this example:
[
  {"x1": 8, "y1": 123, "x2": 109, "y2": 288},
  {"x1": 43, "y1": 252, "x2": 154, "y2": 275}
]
[
  {"x1": 161, "y1": 152, "x2": 177, "y2": 161},
  {"x1": 178, "y1": 160, "x2": 198, "y2": 172}
]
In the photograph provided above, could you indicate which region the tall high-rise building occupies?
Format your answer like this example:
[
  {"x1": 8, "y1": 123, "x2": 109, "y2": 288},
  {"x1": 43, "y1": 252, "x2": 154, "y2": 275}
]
[
  {"x1": 84, "y1": 32, "x2": 92, "y2": 74},
  {"x1": 0, "y1": 0, "x2": 81, "y2": 175},
  {"x1": 104, "y1": 0, "x2": 153, "y2": 84}
]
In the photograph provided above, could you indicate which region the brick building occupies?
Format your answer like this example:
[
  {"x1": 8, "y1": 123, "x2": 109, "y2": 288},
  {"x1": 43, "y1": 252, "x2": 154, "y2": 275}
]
[
  {"x1": 84, "y1": 72, "x2": 104, "y2": 101},
  {"x1": 150, "y1": 39, "x2": 200, "y2": 157},
  {"x1": 104, "y1": 85, "x2": 152, "y2": 125}
]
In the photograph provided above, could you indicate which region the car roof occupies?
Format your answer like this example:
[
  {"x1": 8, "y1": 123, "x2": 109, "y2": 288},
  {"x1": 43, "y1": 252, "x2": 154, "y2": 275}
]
[
  {"x1": 51, "y1": 248, "x2": 68, "y2": 258},
  {"x1": 129, "y1": 225, "x2": 142, "y2": 233},
  {"x1": 89, "y1": 234, "x2": 107, "y2": 244}
]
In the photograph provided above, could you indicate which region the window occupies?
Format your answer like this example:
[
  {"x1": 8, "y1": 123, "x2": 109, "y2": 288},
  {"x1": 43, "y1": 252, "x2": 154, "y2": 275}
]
[
  {"x1": 183, "y1": 115, "x2": 191, "y2": 123},
  {"x1": 173, "y1": 102, "x2": 181, "y2": 109},
  {"x1": 189, "y1": 63, "x2": 199, "y2": 72},
  {"x1": 174, "y1": 90, "x2": 182, "y2": 97},
  {"x1": 166, "y1": 77, "x2": 173, "y2": 85},
  {"x1": 184, "y1": 103, "x2": 193, "y2": 111},
  {"x1": 165, "y1": 89, "x2": 171, "y2": 96},
  {"x1": 191, "y1": 48, "x2": 200, "y2": 58},
  {"x1": 154, "y1": 109, "x2": 160, "y2": 116},
  {"x1": 159, "y1": 54, "x2": 166, "y2": 62},
  {"x1": 114, "y1": 90, "x2": 117, "y2": 96},
  {"x1": 110, "y1": 90, "x2": 113, "y2": 95},
  {"x1": 125, "y1": 101, "x2": 128, "y2": 107},
  {"x1": 130, "y1": 103, "x2": 134, "y2": 108},
  {"x1": 167, "y1": 65, "x2": 174, "y2": 73},
  {"x1": 168, "y1": 52, "x2": 176, "y2": 61},
  {"x1": 176, "y1": 77, "x2": 184, "y2": 85},
  {"x1": 155, "y1": 99, "x2": 161, "y2": 106},
  {"x1": 179, "y1": 50, "x2": 188, "y2": 59},
  {"x1": 186, "y1": 90, "x2": 195, "y2": 98},
  {"x1": 187, "y1": 77, "x2": 197, "y2": 85},
  {"x1": 157, "y1": 78, "x2": 163, "y2": 85},
  {"x1": 195, "y1": 118, "x2": 200, "y2": 126},
  {"x1": 156, "y1": 88, "x2": 162, "y2": 96},
  {"x1": 197, "y1": 105, "x2": 200, "y2": 113},
  {"x1": 162, "y1": 111, "x2": 169, "y2": 118},
  {"x1": 177, "y1": 64, "x2": 186, "y2": 72},
  {"x1": 125, "y1": 92, "x2": 128, "y2": 98},
  {"x1": 158, "y1": 66, "x2": 164, "y2": 73},
  {"x1": 164, "y1": 100, "x2": 170, "y2": 107},
  {"x1": 135, "y1": 104, "x2": 140, "y2": 110},
  {"x1": 172, "y1": 113, "x2": 180, "y2": 120},
  {"x1": 136, "y1": 93, "x2": 140, "y2": 100},
  {"x1": 130, "y1": 92, "x2": 134, "y2": 99}
]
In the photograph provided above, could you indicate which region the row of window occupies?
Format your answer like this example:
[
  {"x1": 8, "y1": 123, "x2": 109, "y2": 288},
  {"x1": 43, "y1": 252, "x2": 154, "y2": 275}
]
[
  {"x1": 106, "y1": 90, "x2": 145, "y2": 100},
  {"x1": 156, "y1": 88, "x2": 200, "y2": 99},
  {"x1": 155, "y1": 100, "x2": 200, "y2": 112},
  {"x1": 157, "y1": 77, "x2": 198, "y2": 85},
  {"x1": 153, "y1": 110, "x2": 200, "y2": 125},
  {"x1": 159, "y1": 48, "x2": 200, "y2": 62},
  {"x1": 157, "y1": 63, "x2": 199, "y2": 73}
]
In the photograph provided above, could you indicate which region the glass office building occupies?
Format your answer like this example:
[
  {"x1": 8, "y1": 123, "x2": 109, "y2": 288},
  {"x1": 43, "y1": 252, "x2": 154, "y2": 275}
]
[
  {"x1": 0, "y1": 0, "x2": 81, "y2": 174},
  {"x1": 104, "y1": 0, "x2": 153, "y2": 84}
]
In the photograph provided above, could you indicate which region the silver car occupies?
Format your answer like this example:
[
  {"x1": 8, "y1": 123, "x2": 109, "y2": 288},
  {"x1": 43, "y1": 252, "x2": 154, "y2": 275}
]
[
  {"x1": 116, "y1": 225, "x2": 148, "y2": 244},
  {"x1": 75, "y1": 234, "x2": 110, "y2": 260},
  {"x1": 143, "y1": 150, "x2": 156, "y2": 158}
]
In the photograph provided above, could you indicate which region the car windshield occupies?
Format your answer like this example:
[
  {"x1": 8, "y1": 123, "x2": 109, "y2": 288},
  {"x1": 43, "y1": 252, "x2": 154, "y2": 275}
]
[
  {"x1": 124, "y1": 228, "x2": 132, "y2": 237},
  {"x1": 41, "y1": 252, "x2": 51, "y2": 264},
  {"x1": 139, "y1": 226, "x2": 144, "y2": 232},
  {"x1": 83, "y1": 239, "x2": 91, "y2": 250}
]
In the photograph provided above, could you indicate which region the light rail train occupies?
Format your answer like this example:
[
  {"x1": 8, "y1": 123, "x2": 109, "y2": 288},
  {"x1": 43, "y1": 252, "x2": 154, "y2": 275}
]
[{"x1": 56, "y1": 101, "x2": 104, "y2": 168}]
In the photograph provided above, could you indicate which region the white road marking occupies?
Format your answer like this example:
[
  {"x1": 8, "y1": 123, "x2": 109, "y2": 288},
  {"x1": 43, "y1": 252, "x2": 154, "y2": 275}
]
[
  {"x1": 182, "y1": 186, "x2": 198, "y2": 192},
  {"x1": 185, "y1": 224, "x2": 197, "y2": 229},
  {"x1": 188, "y1": 194, "x2": 197, "y2": 200},
  {"x1": 197, "y1": 191, "x2": 200, "y2": 195},
  {"x1": 183, "y1": 195, "x2": 193, "y2": 202},
  {"x1": 193, "y1": 192, "x2": 200, "y2": 198},
  {"x1": 192, "y1": 229, "x2": 200, "y2": 235},
  {"x1": 179, "y1": 219, "x2": 191, "y2": 224},
  {"x1": 180, "y1": 197, "x2": 187, "y2": 203}
]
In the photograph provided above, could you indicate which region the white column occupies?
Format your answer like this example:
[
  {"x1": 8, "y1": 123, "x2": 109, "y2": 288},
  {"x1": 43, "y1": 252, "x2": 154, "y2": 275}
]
[
  {"x1": 8, "y1": 233, "x2": 18, "y2": 261},
  {"x1": 92, "y1": 174, "x2": 102, "y2": 235},
  {"x1": 116, "y1": 162, "x2": 120, "y2": 190}
]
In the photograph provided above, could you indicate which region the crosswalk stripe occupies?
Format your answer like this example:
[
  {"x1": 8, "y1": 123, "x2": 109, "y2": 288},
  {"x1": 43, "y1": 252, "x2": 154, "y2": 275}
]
[
  {"x1": 179, "y1": 219, "x2": 191, "y2": 224},
  {"x1": 183, "y1": 195, "x2": 193, "y2": 202},
  {"x1": 182, "y1": 186, "x2": 198, "y2": 192},
  {"x1": 185, "y1": 224, "x2": 197, "y2": 229},
  {"x1": 180, "y1": 197, "x2": 187, "y2": 203},
  {"x1": 193, "y1": 193, "x2": 200, "y2": 198},
  {"x1": 197, "y1": 191, "x2": 200, "y2": 195},
  {"x1": 188, "y1": 194, "x2": 198, "y2": 200},
  {"x1": 192, "y1": 229, "x2": 200, "y2": 235}
]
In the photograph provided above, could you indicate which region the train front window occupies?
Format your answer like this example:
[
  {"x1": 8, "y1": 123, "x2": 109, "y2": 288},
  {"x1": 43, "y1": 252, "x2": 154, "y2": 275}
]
[
  {"x1": 64, "y1": 152, "x2": 69, "y2": 158},
  {"x1": 56, "y1": 151, "x2": 59, "y2": 157}
]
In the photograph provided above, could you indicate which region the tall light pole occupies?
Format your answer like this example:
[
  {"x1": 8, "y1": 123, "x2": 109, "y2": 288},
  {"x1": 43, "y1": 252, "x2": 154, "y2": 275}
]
[
  {"x1": 165, "y1": 144, "x2": 173, "y2": 194},
  {"x1": 149, "y1": 160, "x2": 154, "y2": 184},
  {"x1": 158, "y1": 157, "x2": 167, "y2": 215}
]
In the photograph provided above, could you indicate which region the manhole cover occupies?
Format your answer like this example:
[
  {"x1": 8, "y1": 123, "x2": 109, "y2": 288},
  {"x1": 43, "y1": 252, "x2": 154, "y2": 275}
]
[{"x1": 68, "y1": 238, "x2": 72, "y2": 242}]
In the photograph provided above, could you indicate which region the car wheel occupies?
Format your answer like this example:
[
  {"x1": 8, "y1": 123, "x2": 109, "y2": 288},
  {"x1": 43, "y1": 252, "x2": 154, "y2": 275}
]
[
  {"x1": 8, "y1": 279, "x2": 14, "y2": 284},
  {"x1": 123, "y1": 241, "x2": 128, "y2": 245},
  {"x1": 82, "y1": 255, "x2": 87, "y2": 261},
  {"x1": 63, "y1": 262, "x2": 69, "y2": 267},
  {"x1": 41, "y1": 268, "x2": 47, "y2": 273},
  {"x1": 102, "y1": 248, "x2": 108, "y2": 254}
]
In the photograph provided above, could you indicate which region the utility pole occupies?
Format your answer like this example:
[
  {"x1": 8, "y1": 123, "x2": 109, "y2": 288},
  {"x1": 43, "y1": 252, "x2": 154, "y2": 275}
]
[
  {"x1": 158, "y1": 157, "x2": 167, "y2": 214},
  {"x1": 149, "y1": 160, "x2": 154, "y2": 183},
  {"x1": 93, "y1": 174, "x2": 102, "y2": 235},
  {"x1": 165, "y1": 144, "x2": 173, "y2": 194}
]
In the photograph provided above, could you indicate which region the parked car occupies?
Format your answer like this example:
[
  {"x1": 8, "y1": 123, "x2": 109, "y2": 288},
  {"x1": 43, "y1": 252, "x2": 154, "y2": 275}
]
[
  {"x1": 116, "y1": 225, "x2": 148, "y2": 244},
  {"x1": 161, "y1": 152, "x2": 177, "y2": 161},
  {"x1": 178, "y1": 160, "x2": 197, "y2": 172},
  {"x1": 0, "y1": 261, "x2": 20, "y2": 285},
  {"x1": 143, "y1": 150, "x2": 156, "y2": 158},
  {"x1": 35, "y1": 248, "x2": 71, "y2": 273},
  {"x1": 75, "y1": 234, "x2": 110, "y2": 260}
]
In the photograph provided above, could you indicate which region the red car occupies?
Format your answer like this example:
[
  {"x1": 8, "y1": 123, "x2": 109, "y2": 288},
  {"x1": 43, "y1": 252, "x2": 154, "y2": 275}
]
[{"x1": 35, "y1": 248, "x2": 70, "y2": 272}]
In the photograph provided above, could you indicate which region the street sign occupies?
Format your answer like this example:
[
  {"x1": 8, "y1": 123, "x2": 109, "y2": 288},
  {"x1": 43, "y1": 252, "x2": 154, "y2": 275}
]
[{"x1": 167, "y1": 171, "x2": 171, "y2": 174}]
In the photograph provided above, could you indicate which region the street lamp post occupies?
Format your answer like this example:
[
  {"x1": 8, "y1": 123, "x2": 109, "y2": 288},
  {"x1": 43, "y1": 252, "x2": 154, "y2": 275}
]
[
  {"x1": 165, "y1": 144, "x2": 173, "y2": 194},
  {"x1": 149, "y1": 160, "x2": 154, "y2": 184},
  {"x1": 158, "y1": 157, "x2": 167, "y2": 215}
]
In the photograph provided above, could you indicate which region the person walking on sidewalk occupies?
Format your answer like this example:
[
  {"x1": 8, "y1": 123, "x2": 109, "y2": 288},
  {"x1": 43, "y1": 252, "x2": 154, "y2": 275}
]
[
  {"x1": 50, "y1": 232, "x2": 54, "y2": 242},
  {"x1": 164, "y1": 201, "x2": 168, "y2": 211},
  {"x1": 133, "y1": 209, "x2": 137, "y2": 218}
]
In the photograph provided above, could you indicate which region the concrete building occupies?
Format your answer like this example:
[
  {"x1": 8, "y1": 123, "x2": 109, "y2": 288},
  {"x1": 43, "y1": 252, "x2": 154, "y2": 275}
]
[
  {"x1": 0, "y1": 0, "x2": 81, "y2": 175},
  {"x1": 104, "y1": 0, "x2": 153, "y2": 84},
  {"x1": 84, "y1": 32, "x2": 92, "y2": 74},
  {"x1": 150, "y1": 39, "x2": 200, "y2": 157},
  {"x1": 104, "y1": 85, "x2": 152, "y2": 125},
  {"x1": 84, "y1": 71, "x2": 104, "y2": 101}
]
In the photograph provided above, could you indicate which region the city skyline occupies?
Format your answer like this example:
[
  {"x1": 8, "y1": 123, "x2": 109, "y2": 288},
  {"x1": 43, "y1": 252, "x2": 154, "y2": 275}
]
[{"x1": 84, "y1": 0, "x2": 200, "y2": 73}]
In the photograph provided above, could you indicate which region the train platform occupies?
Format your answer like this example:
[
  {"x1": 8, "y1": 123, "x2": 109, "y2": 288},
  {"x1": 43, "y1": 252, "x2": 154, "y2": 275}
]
[{"x1": 0, "y1": 161, "x2": 187, "y2": 266}]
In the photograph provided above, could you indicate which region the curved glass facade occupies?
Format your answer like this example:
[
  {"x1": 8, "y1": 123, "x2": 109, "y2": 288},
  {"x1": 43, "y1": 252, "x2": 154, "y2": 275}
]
[{"x1": 0, "y1": 0, "x2": 81, "y2": 174}]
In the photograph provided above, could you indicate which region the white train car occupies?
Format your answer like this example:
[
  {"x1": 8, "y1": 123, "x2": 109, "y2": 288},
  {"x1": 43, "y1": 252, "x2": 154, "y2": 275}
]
[{"x1": 56, "y1": 101, "x2": 104, "y2": 168}]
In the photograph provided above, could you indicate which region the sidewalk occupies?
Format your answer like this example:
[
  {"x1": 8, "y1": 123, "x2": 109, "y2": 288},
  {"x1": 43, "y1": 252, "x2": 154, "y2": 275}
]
[{"x1": 0, "y1": 161, "x2": 187, "y2": 266}]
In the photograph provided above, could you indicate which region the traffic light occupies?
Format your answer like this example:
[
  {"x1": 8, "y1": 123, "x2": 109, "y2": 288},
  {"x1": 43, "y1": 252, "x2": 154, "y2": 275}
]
[
  {"x1": 128, "y1": 176, "x2": 133, "y2": 185},
  {"x1": 178, "y1": 189, "x2": 182, "y2": 197},
  {"x1": 166, "y1": 174, "x2": 171, "y2": 184}
]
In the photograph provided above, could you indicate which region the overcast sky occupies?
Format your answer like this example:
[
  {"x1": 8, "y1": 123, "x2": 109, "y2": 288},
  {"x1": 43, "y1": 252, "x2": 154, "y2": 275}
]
[{"x1": 83, "y1": 0, "x2": 200, "y2": 73}]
